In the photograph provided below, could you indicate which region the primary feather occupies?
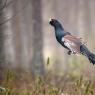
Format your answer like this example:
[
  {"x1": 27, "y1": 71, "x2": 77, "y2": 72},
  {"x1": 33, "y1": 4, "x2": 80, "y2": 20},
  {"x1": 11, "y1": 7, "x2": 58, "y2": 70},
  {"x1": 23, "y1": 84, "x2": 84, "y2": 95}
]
[{"x1": 49, "y1": 19, "x2": 95, "y2": 65}]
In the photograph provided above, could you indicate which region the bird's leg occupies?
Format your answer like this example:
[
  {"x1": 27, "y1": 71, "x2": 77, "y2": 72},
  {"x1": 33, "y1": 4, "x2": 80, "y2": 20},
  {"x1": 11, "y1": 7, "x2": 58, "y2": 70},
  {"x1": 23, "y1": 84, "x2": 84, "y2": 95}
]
[{"x1": 68, "y1": 50, "x2": 72, "y2": 55}]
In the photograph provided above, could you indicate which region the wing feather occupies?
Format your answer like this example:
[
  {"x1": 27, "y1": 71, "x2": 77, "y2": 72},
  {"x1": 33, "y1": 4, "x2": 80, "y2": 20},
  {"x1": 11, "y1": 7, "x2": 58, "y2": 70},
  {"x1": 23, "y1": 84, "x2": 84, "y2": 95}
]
[{"x1": 62, "y1": 35, "x2": 83, "y2": 53}]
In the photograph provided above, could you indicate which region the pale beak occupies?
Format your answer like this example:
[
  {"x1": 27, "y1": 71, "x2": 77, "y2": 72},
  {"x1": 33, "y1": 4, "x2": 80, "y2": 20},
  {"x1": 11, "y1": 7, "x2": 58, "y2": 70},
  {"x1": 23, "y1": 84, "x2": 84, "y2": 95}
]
[{"x1": 49, "y1": 18, "x2": 52, "y2": 22}]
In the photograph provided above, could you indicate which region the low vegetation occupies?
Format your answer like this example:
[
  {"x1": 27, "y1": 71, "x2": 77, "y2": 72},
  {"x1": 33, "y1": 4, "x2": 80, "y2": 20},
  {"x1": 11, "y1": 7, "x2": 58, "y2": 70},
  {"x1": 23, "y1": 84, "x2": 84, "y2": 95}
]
[{"x1": 0, "y1": 68, "x2": 95, "y2": 95}]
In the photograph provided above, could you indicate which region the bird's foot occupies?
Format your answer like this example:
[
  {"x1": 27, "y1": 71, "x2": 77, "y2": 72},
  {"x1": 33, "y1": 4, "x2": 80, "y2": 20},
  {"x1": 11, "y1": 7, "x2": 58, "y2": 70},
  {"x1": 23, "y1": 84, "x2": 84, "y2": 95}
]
[{"x1": 68, "y1": 51, "x2": 72, "y2": 55}]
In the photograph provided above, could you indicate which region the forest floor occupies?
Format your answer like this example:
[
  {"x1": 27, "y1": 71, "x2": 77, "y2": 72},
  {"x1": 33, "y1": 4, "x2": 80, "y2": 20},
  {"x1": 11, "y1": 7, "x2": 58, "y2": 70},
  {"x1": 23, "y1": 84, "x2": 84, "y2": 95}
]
[{"x1": 0, "y1": 68, "x2": 95, "y2": 95}]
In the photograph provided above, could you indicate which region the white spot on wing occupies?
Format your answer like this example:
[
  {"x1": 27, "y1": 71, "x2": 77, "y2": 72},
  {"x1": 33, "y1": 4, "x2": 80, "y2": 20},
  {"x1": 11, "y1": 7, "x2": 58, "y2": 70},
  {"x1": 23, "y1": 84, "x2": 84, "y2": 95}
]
[
  {"x1": 62, "y1": 37, "x2": 65, "y2": 42},
  {"x1": 61, "y1": 37, "x2": 78, "y2": 54},
  {"x1": 62, "y1": 37, "x2": 75, "y2": 47}
]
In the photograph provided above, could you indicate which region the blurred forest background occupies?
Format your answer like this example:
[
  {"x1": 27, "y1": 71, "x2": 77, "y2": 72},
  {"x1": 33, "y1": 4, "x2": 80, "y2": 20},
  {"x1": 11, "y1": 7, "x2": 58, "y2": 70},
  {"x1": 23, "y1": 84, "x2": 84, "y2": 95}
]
[{"x1": 0, "y1": 0, "x2": 95, "y2": 78}]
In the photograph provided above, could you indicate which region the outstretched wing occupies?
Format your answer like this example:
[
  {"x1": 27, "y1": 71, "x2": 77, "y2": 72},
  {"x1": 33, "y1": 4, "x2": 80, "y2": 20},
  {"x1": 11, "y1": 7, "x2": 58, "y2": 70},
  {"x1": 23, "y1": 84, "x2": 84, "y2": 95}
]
[{"x1": 62, "y1": 35, "x2": 83, "y2": 54}]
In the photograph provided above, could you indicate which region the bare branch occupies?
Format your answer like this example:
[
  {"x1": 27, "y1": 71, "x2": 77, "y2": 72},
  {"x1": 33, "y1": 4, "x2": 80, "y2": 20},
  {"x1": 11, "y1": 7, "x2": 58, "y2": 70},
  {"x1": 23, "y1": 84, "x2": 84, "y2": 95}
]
[
  {"x1": 0, "y1": 0, "x2": 15, "y2": 15},
  {"x1": 0, "y1": 0, "x2": 30, "y2": 26},
  {"x1": 0, "y1": 0, "x2": 7, "y2": 11}
]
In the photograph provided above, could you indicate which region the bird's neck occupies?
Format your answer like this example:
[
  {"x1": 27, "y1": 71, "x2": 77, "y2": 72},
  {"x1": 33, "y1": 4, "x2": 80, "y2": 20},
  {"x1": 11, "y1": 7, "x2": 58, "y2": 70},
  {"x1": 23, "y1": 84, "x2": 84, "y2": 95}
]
[
  {"x1": 54, "y1": 24, "x2": 64, "y2": 31},
  {"x1": 54, "y1": 25, "x2": 66, "y2": 37}
]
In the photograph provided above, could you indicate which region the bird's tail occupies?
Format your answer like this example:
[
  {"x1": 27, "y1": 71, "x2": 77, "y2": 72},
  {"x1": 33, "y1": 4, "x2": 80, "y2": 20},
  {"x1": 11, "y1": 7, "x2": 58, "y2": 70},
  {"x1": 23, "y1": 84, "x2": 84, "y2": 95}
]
[{"x1": 80, "y1": 45, "x2": 95, "y2": 65}]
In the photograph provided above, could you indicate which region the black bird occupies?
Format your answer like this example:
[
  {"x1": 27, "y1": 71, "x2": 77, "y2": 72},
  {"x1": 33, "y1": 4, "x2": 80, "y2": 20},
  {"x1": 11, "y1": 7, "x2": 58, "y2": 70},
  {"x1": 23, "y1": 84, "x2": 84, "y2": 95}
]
[{"x1": 49, "y1": 18, "x2": 95, "y2": 65}]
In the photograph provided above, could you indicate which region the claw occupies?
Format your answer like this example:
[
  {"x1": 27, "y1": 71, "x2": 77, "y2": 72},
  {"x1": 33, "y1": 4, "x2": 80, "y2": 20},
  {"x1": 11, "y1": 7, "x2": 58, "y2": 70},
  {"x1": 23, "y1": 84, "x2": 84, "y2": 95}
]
[{"x1": 68, "y1": 51, "x2": 72, "y2": 55}]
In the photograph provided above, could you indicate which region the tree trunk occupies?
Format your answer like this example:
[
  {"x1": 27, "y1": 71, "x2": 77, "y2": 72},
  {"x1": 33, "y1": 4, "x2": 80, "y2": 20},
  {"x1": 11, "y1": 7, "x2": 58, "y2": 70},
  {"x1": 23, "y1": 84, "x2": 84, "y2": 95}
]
[
  {"x1": 0, "y1": 0, "x2": 6, "y2": 80},
  {"x1": 31, "y1": 0, "x2": 45, "y2": 75}
]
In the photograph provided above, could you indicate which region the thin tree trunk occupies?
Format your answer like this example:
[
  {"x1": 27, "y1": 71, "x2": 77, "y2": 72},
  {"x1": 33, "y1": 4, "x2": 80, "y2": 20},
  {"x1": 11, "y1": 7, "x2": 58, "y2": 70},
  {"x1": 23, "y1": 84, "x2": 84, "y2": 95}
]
[
  {"x1": 0, "y1": 0, "x2": 5, "y2": 80},
  {"x1": 0, "y1": 15, "x2": 4, "y2": 64}
]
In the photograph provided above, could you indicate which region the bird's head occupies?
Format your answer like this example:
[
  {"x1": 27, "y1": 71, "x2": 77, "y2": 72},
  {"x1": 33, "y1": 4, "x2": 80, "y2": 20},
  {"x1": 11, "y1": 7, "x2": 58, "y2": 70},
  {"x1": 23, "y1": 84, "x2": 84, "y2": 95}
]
[
  {"x1": 49, "y1": 18, "x2": 63, "y2": 30},
  {"x1": 49, "y1": 18, "x2": 60, "y2": 26}
]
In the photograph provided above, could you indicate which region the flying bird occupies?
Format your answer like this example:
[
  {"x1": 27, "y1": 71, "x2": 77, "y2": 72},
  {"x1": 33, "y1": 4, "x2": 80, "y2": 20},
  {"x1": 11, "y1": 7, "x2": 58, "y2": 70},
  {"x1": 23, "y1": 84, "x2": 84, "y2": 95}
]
[{"x1": 49, "y1": 18, "x2": 95, "y2": 65}]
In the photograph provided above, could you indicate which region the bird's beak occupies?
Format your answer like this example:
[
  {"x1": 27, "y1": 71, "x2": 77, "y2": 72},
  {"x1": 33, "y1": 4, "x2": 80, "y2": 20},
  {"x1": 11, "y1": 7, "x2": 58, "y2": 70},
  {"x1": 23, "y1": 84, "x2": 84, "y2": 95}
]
[
  {"x1": 49, "y1": 18, "x2": 52, "y2": 24},
  {"x1": 49, "y1": 18, "x2": 52, "y2": 22},
  {"x1": 49, "y1": 18, "x2": 53, "y2": 25}
]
